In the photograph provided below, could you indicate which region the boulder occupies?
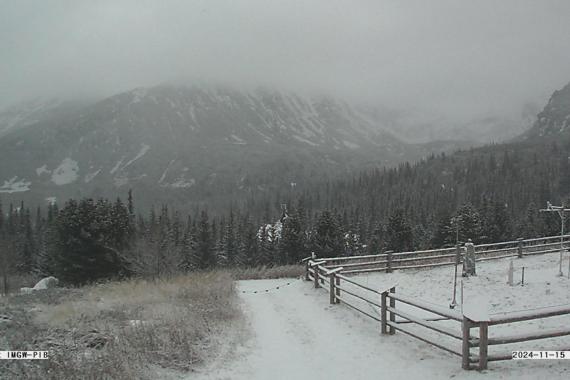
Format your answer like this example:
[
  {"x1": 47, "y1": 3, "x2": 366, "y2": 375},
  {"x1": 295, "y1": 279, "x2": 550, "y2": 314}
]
[
  {"x1": 20, "y1": 287, "x2": 34, "y2": 294},
  {"x1": 33, "y1": 276, "x2": 59, "y2": 290}
]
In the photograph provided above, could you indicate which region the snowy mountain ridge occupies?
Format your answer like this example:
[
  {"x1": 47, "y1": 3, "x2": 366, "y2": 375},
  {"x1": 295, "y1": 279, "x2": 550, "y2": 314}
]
[{"x1": 0, "y1": 84, "x2": 426, "y2": 210}]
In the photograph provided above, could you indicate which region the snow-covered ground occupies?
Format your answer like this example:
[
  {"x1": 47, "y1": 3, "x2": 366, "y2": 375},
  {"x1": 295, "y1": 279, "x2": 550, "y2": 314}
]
[{"x1": 190, "y1": 253, "x2": 570, "y2": 379}]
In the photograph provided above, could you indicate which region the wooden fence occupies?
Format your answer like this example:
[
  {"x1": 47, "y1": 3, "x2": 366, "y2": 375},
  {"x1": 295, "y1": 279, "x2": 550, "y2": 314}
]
[
  {"x1": 318, "y1": 234, "x2": 570, "y2": 275},
  {"x1": 305, "y1": 233, "x2": 570, "y2": 370}
]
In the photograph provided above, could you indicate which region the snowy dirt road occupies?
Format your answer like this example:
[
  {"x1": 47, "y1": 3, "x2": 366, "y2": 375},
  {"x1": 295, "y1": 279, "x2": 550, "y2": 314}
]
[{"x1": 189, "y1": 277, "x2": 566, "y2": 380}]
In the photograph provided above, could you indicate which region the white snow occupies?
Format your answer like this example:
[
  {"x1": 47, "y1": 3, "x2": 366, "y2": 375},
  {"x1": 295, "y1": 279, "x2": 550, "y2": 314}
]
[
  {"x1": 109, "y1": 144, "x2": 150, "y2": 175},
  {"x1": 158, "y1": 160, "x2": 175, "y2": 184},
  {"x1": 35, "y1": 165, "x2": 50, "y2": 176},
  {"x1": 343, "y1": 140, "x2": 361, "y2": 149},
  {"x1": 292, "y1": 135, "x2": 319, "y2": 146},
  {"x1": 51, "y1": 158, "x2": 79, "y2": 185},
  {"x1": 229, "y1": 134, "x2": 247, "y2": 145},
  {"x1": 84, "y1": 169, "x2": 101, "y2": 183},
  {"x1": 168, "y1": 177, "x2": 196, "y2": 188},
  {"x1": 121, "y1": 143, "x2": 150, "y2": 170},
  {"x1": 45, "y1": 197, "x2": 57, "y2": 205},
  {"x1": 110, "y1": 158, "x2": 125, "y2": 174},
  {"x1": 193, "y1": 252, "x2": 570, "y2": 379},
  {"x1": 130, "y1": 88, "x2": 147, "y2": 104},
  {"x1": 113, "y1": 176, "x2": 129, "y2": 187},
  {"x1": 463, "y1": 296, "x2": 490, "y2": 322},
  {"x1": 0, "y1": 176, "x2": 31, "y2": 193}
]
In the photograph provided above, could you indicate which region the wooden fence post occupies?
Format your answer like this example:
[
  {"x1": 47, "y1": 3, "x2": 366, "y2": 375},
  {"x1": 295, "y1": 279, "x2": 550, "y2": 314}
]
[
  {"x1": 478, "y1": 322, "x2": 488, "y2": 370},
  {"x1": 305, "y1": 260, "x2": 310, "y2": 281},
  {"x1": 462, "y1": 317, "x2": 472, "y2": 370},
  {"x1": 314, "y1": 265, "x2": 320, "y2": 289},
  {"x1": 389, "y1": 286, "x2": 396, "y2": 334},
  {"x1": 335, "y1": 276, "x2": 340, "y2": 303},
  {"x1": 517, "y1": 238, "x2": 524, "y2": 258},
  {"x1": 381, "y1": 290, "x2": 388, "y2": 334},
  {"x1": 386, "y1": 251, "x2": 393, "y2": 273},
  {"x1": 329, "y1": 273, "x2": 335, "y2": 304}
]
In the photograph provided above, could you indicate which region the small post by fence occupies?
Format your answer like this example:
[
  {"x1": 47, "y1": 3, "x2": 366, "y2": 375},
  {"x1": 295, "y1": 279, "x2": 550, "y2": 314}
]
[
  {"x1": 517, "y1": 238, "x2": 524, "y2": 258},
  {"x1": 389, "y1": 286, "x2": 396, "y2": 334},
  {"x1": 329, "y1": 273, "x2": 335, "y2": 304},
  {"x1": 305, "y1": 260, "x2": 310, "y2": 281},
  {"x1": 478, "y1": 322, "x2": 489, "y2": 370},
  {"x1": 327, "y1": 267, "x2": 343, "y2": 304},
  {"x1": 386, "y1": 251, "x2": 393, "y2": 273},
  {"x1": 463, "y1": 298, "x2": 490, "y2": 370},
  {"x1": 314, "y1": 265, "x2": 320, "y2": 288},
  {"x1": 335, "y1": 276, "x2": 340, "y2": 303},
  {"x1": 461, "y1": 317, "x2": 471, "y2": 370},
  {"x1": 381, "y1": 290, "x2": 388, "y2": 334}
]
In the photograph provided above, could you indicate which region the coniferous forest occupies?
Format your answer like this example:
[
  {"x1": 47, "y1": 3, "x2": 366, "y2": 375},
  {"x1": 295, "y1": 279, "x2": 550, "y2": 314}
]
[{"x1": 1, "y1": 135, "x2": 569, "y2": 287}]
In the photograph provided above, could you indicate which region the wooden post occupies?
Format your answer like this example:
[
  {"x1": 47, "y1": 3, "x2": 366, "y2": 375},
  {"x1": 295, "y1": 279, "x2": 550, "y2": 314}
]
[
  {"x1": 517, "y1": 238, "x2": 524, "y2": 258},
  {"x1": 386, "y1": 251, "x2": 393, "y2": 273},
  {"x1": 462, "y1": 317, "x2": 472, "y2": 370},
  {"x1": 314, "y1": 265, "x2": 320, "y2": 288},
  {"x1": 478, "y1": 322, "x2": 488, "y2": 370},
  {"x1": 389, "y1": 286, "x2": 396, "y2": 334},
  {"x1": 381, "y1": 290, "x2": 388, "y2": 334},
  {"x1": 305, "y1": 260, "x2": 310, "y2": 281},
  {"x1": 335, "y1": 276, "x2": 340, "y2": 303},
  {"x1": 329, "y1": 273, "x2": 335, "y2": 304}
]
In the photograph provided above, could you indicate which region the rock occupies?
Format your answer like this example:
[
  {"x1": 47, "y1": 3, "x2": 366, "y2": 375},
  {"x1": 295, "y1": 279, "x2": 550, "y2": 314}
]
[
  {"x1": 20, "y1": 287, "x2": 34, "y2": 294},
  {"x1": 33, "y1": 276, "x2": 59, "y2": 290}
]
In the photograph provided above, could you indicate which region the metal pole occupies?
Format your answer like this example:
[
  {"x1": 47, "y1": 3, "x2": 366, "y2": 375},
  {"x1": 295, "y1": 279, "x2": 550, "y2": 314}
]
[
  {"x1": 450, "y1": 244, "x2": 460, "y2": 309},
  {"x1": 559, "y1": 212, "x2": 564, "y2": 277}
]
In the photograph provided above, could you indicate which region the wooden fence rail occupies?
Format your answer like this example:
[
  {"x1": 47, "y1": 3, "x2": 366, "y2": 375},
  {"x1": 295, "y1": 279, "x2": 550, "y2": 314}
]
[{"x1": 313, "y1": 233, "x2": 570, "y2": 274}]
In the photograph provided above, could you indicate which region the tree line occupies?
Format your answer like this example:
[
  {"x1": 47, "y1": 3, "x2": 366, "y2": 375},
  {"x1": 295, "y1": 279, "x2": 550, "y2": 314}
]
[{"x1": 1, "y1": 137, "x2": 569, "y2": 287}]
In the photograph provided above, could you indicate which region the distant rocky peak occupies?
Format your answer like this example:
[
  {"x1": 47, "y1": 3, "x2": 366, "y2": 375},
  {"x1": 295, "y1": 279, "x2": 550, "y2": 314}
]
[{"x1": 527, "y1": 82, "x2": 570, "y2": 137}]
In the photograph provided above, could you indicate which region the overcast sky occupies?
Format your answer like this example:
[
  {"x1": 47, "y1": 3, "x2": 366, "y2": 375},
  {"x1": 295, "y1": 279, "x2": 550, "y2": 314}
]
[{"x1": 1, "y1": 0, "x2": 569, "y2": 122}]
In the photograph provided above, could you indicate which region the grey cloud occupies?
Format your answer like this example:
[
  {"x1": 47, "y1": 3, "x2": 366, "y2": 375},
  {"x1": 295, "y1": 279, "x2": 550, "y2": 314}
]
[{"x1": 1, "y1": 0, "x2": 570, "y2": 122}]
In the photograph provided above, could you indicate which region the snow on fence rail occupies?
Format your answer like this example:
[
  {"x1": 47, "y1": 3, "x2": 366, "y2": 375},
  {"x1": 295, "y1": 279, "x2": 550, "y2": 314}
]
[
  {"x1": 314, "y1": 234, "x2": 570, "y2": 274},
  {"x1": 304, "y1": 235, "x2": 570, "y2": 370}
]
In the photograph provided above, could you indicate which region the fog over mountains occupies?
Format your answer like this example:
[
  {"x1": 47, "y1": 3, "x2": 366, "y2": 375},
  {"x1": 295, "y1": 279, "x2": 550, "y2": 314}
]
[{"x1": 0, "y1": 84, "x2": 471, "y2": 210}]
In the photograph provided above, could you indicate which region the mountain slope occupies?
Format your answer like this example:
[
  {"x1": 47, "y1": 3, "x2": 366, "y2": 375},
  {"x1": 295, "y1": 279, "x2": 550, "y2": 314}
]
[
  {"x1": 521, "y1": 82, "x2": 570, "y2": 139},
  {"x1": 0, "y1": 84, "x2": 445, "y2": 210}
]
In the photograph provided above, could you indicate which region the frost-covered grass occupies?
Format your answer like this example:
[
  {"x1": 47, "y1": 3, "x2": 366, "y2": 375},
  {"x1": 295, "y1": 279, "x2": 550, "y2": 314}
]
[{"x1": 0, "y1": 271, "x2": 243, "y2": 380}]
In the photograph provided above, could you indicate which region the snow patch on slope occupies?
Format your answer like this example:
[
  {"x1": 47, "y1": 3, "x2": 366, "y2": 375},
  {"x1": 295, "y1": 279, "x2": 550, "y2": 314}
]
[
  {"x1": 51, "y1": 158, "x2": 79, "y2": 185},
  {"x1": 169, "y1": 177, "x2": 196, "y2": 188},
  {"x1": 84, "y1": 169, "x2": 101, "y2": 183},
  {"x1": 343, "y1": 140, "x2": 360, "y2": 149},
  {"x1": 36, "y1": 165, "x2": 51, "y2": 176},
  {"x1": 122, "y1": 143, "x2": 150, "y2": 170},
  {"x1": 228, "y1": 134, "x2": 247, "y2": 145},
  {"x1": 0, "y1": 176, "x2": 31, "y2": 193},
  {"x1": 292, "y1": 135, "x2": 319, "y2": 147}
]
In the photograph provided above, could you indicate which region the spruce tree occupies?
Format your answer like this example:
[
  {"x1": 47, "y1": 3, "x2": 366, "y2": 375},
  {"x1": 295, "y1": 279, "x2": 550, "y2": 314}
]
[
  {"x1": 312, "y1": 210, "x2": 343, "y2": 257},
  {"x1": 386, "y1": 208, "x2": 414, "y2": 252}
]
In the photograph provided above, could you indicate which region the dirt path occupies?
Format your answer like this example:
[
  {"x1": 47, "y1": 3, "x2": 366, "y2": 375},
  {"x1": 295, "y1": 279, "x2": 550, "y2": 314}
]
[{"x1": 190, "y1": 278, "x2": 473, "y2": 380}]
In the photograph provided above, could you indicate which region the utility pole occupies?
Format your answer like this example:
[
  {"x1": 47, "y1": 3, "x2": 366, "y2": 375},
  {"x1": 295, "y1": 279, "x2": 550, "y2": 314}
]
[{"x1": 539, "y1": 202, "x2": 570, "y2": 277}]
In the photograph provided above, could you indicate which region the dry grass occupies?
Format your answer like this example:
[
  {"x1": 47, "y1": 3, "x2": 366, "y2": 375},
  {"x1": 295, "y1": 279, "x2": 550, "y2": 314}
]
[
  {"x1": 0, "y1": 271, "x2": 242, "y2": 380},
  {"x1": 231, "y1": 264, "x2": 305, "y2": 280},
  {"x1": 1, "y1": 273, "x2": 41, "y2": 296}
]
